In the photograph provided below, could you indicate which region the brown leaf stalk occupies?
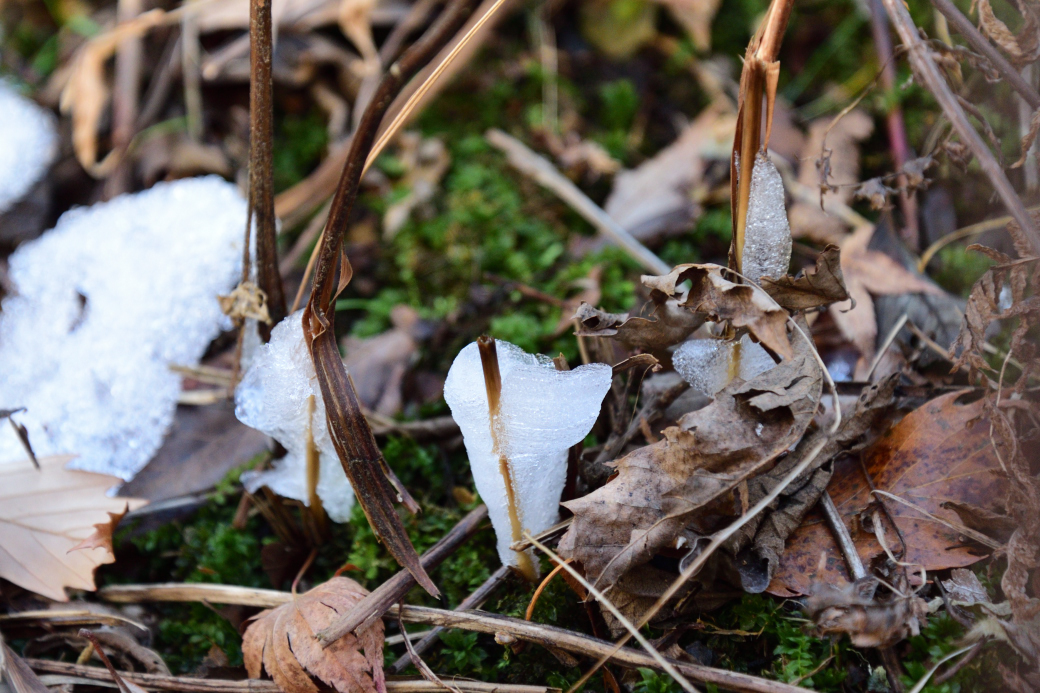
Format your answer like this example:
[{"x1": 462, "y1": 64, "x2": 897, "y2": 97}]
[
  {"x1": 302, "y1": 0, "x2": 479, "y2": 600},
  {"x1": 249, "y1": 0, "x2": 287, "y2": 340}
]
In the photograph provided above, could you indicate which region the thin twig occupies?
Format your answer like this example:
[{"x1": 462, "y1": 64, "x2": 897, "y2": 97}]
[
  {"x1": 819, "y1": 490, "x2": 866, "y2": 579},
  {"x1": 882, "y1": 0, "x2": 1040, "y2": 256},
  {"x1": 485, "y1": 129, "x2": 669, "y2": 274}
]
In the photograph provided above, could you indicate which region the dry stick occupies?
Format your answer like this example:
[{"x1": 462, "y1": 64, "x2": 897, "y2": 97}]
[
  {"x1": 882, "y1": 0, "x2": 1040, "y2": 257},
  {"x1": 928, "y1": 0, "x2": 1040, "y2": 110},
  {"x1": 485, "y1": 129, "x2": 669, "y2": 275},
  {"x1": 27, "y1": 661, "x2": 554, "y2": 693},
  {"x1": 95, "y1": 586, "x2": 804, "y2": 693},
  {"x1": 819, "y1": 490, "x2": 866, "y2": 580},
  {"x1": 249, "y1": 0, "x2": 287, "y2": 337},
  {"x1": 389, "y1": 565, "x2": 511, "y2": 674},
  {"x1": 302, "y1": 0, "x2": 479, "y2": 601},
  {"x1": 181, "y1": 5, "x2": 202, "y2": 142},
  {"x1": 866, "y1": 312, "x2": 909, "y2": 381},
  {"x1": 316, "y1": 504, "x2": 489, "y2": 645},
  {"x1": 104, "y1": 0, "x2": 143, "y2": 199}
]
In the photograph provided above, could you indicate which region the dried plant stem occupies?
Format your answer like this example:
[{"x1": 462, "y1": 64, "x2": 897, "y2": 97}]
[
  {"x1": 180, "y1": 7, "x2": 202, "y2": 141},
  {"x1": 104, "y1": 0, "x2": 143, "y2": 198},
  {"x1": 249, "y1": 0, "x2": 287, "y2": 337},
  {"x1": 882, "y1": 0, "x2": 1040, "y2": 256},
  {"x1": 819, "y1": 490, "x2": 866, "y2": 579},
  {"x1": 27, "y1": 661, "x2": 554, "y2": 693},
  {"x1": 389, "y1": 565, "x2": 511, "y2": 674},
  {"x1": 317, "y1": 504, "x2": 490, "y2": 644},
  {"x1": 485, "y1": 129, "x2": 669, "y2": 274},
  {"x1": 96, "y1": 586, "x2": 807, "y2": 693},
  {"x1": 303, "y1": 395, "x2": 327, "y2": 536},
  {"x1": 477, "y1": 336, "x2": 538, "y2": 582}
]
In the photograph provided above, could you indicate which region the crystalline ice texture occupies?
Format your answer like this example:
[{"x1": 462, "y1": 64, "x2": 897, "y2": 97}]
[
  {"x1": 0, "y1": 81, "x2": 57, "y2": 214},
  {"x1": 741, "y1": 152, "x2": 792, "y2": 282},
  {"x1": 673, "y1": 334, "x2": 776, "y2": 396},
  {"x1": 236, "y1": 312, "x2": 355, "y2": 522},
  {"x1": 0, "y1": 177, "x2": 246, "y2": 478},
  {"x1": 444, "y1": 340, "x2": 611, "y2": 570}
]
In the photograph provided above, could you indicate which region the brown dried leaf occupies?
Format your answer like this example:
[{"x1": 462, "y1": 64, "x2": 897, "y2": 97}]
[
  {"x1": 559, "y1": 326, "x2": 821, "y2": 586},
  {"x1": 0, "y1": 455, "x2": 146, "y2": 601},
  {"x1": 573, "y1": 299, "x2": 703, "y2": 351},
  {"x1": 805, "y1": 576, "x2": 928, "y2": 648},
  {"x1": 977, "y1": 0, "x2": 1040, "y2": 67},
  {"x1": 853, "y1": 178, "x2": 894, "y2": 211},
  {"x1": 770, "y1": 391, "x2": 1009, "y2": 596},
  {"x1": 760, "y1": 245, "x2": 850, "y2": 311},
  {"x1": 1, "y1": 636, "x2": 51, "y2": 693},
  {"x1": 901, "y1": 156, "x2": 935, "y2": 192},
  {"x1": 942, "y1": 568, "x2": 988, "y2": 605},
  {"x1": 243, "y1": 577, "x2": 385, "y2": 693},
  {"x1": 69, "y1": 505, "x2": 130, "y2": 555}
]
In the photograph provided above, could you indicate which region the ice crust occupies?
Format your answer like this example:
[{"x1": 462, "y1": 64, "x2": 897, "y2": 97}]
[
  {"x1": 741, "y1": 152, "x2": 792, "y2": 282},
  {"x1": 235, "y1": 312, "x2": 356, "y2": 522},
  {"x1": 673, "y1": 334, "x2": 776, "y2": 396},
  {"x1": 443, "y1": 340, "x2": 611, "y2": 569},
  {"x1": 0, "y1": 81, "x2": 57, "y2": 214},
  {"x1": 0, "y1": 177, "x2": 246, "y2": 478}
]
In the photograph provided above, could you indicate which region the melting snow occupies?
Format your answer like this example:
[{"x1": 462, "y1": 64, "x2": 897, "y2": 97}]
[
  {"x1": 236, "y1": 312, "x2": 356, "y2": 522},
  {"x1": 0, "y1": 81, "x2": 57, "y2": 214},
  {"x1": 444, "y1": 340, "x2": 611, "y2": 570},
  {"x1": 0, "y1": 177, "x2": 246, "y2": 478}
]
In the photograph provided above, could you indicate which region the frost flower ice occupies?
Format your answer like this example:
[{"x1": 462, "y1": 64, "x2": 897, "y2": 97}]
[
  {"x1": 235, "y1": 312, "x2": 355, "y2": 522},
  {"x1": 444, "y1": 339, "x2": 611, "y2": 576}
]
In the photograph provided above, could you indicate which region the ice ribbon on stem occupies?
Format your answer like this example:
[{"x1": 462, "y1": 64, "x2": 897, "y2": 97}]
[{"x1": 301, "y1": 0, "x2": 478, "y2": 599}]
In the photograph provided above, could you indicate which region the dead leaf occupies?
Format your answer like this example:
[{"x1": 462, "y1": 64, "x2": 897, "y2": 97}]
[
  {"x1": 1, "y1": 633, "x2": 50, "y2": 693},
  {"x1": 829, "y1": 225, "x2": 943, "y2": 361},
  {"x1": 574, "y1": 299, "x2": 703, "y2": 351},
  {"x1": 942, "y1": 568, "x2": 988, "y2": 605},
  {"x1": 900, "y1": 156, "x2": 935, "y2": 192},
  {"x1": 650, "y1": 0, "x2": 722, "y2": 51},
  {"x1": 559, "y1": 322, "x2": 821, "y2": 586},
  {"x1": 977, "y1": 0, "x2": 1040, "y2": 67},
  {"x1": 760, "y1": 245, "x2": 850, "y2": 312},
  {"x1": 0, "y1": 455, "x2": 146, "y2": 601},
  {"x1": 242, "y1": 577, "x2": 385, "y2": 693},
  {"x1": 600, "y1": 104, "x2": 734, "y2": 246},
  {"x1": 69, "y1": 505, "x2": 130, "y2": 555},
  {"x1": 853, "y1": 178, "x2": 894, "y2": 211},
  {"x1": 805, "y1": 575, "x2": 928, "y2": 648},
  {"x1": 383, "y1": 133, "x2": 451, "y2": 238},
  {"x1": 770, "y1": 391, "x2": 1009, "y2": 596}
]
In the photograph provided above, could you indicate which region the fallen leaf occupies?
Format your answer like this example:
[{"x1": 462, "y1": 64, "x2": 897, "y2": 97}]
[
  {"x1": 242, "y1": 577, "x2": 385, "y2": 693},
  {"x1": 977, "y1": 0, "x2": 1040, "y2": 68},
  {"x1": 942, "y1": 568, "x2": 988, "y2": 605},
  {"x1": 600, "y1": 104, "x2": 734, "y2": 245},
  {"x1": 574, "y1": 298, "x2": 703, "y2": 351},
  {"x1": 0, "y1": 455, "x2": 147, "y2": 601},
  {"x1": 1, "y1": 633, "x2": 50, "y2": 693},
  {"x1": 382, "y1": 133, "x2": 451, "y2": 238},
  {"x1": 69, "y1": 505, "x2": 130, "y2": 555},
  {"x1": 829, "y1": 225, "x2": 943, "y2": 361},
  {"x1": 770, "y1": 391, "x2": 1009, "y2": 596},
  {"x1": 760, "y1": 245, "x2": 850, "y2": 312},
  {"x1": 805, "y1": 575, "x2": 928, "y2": 648},
  {"x1": 853, "y1": 178, "x2": 893, "y2": 211},
  {"x1": 559, "y1": 321, "x2": 821, "y2": 586}
]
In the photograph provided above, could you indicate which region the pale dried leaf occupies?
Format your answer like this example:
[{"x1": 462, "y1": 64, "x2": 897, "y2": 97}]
[
  {"x1": 0, "y1": 455, "x2": 146, "y2": 601},
  {"x1": 854, "y1": 178, "x2": 893, "y2": 210},
  {"x1": 943, "y1": 568, "x2": 988, "y2": 605},
  {"x1": 806, "y1": 576, "x2": 929, "y2": 648}
]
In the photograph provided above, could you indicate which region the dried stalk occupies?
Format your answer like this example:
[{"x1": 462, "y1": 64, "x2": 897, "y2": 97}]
[
  {"x1": 94, "y1": 585, "x2": 807, "y2": 693},
  {"x1": 475, "y1": 337, "x2": 537, "y2": 582},
  {"x1": 731, "y1": 0, "x2": 795, "y2": 270},
  {"x1": 819, "y1": 490, "x2": 866, "y2": 579},
  {"x1": 104, "y1": 0, "x2": 143, "y2": 198},
  {"x1": 302, "y1": 0, "x2": 479, "y2": 599},
  {"x1": 248, "y1": 0, "x2": 287, "y2": 339},
  {"x1": 316, "y1": 504, "x2": 489, "y2": 644},
  {"x1": 882, "y1": 0, "x2": 1040, "y2": 256},
  {"x1": 26, "y1": 661, "x2": 555, "y2": 693}
]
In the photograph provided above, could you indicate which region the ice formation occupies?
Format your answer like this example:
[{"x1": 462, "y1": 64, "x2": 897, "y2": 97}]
[
  {"x1": 672, "y1": 334, "x2": 776, "y2": 396},
  {"x1": 0, "y1": 177, "x2": 246, "y2": 478},
  {"x1": 444, "y1": 340, "x2": 612, "y2": 571},
  {"x1": 741, "y1": 151, "x2": 792, "y2": 282},
  {"x1": 0, "y1": 81, "x2": 57, "y2": 214},
  {"x1": 235, "y1": 312, "x2": 355, "y2": 522}
]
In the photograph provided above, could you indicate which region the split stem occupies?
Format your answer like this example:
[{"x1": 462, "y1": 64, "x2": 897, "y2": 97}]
[{"x1": 477, "y1": 336, "x2": 538, "y2": 582}]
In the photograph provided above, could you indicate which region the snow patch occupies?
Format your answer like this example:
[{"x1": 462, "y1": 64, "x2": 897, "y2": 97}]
[{"x1": 0, "y1": 81, "x2": 57, "y2": 214}]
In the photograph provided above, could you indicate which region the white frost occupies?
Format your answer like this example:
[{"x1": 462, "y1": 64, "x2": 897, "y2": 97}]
[
  {"x1": 444, "y1": 340, "x2": 611, "y2": 570},
  {"x1": 235, "y1": 312, "x2": 355, "y2": 522},
  {"x1": 741, "y1": 152, "x2": 792, "y2": 282},
  {"x1": 0, "y1": 177, "x2": 246, "y2": 478},
  {"x1": 0, "y1": 81, "x2": 57, "y2": 214},
  {"x1": 673, "y1": 334, "x2": 776, "y2": 396}
]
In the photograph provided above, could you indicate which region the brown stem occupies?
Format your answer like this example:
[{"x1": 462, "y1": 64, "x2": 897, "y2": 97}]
[
  {"x1": 882, "y1": 0, "x2": 1040, "y2": 257},
  {"x1": 249, "y1": 0, "x2": 286, "y2": 340},
  {"x1": 477, "y1": 336, "x2": 538, "y2": 582},
  {"x1": 104, "y1": 0, "x2": 143, "y2": 199},
  {"x1": 315, "y1": 504, "x2": 489, "y2": 644},
  {"x1": 301, "y1": 0, "x2": 478, "y2": 600}
]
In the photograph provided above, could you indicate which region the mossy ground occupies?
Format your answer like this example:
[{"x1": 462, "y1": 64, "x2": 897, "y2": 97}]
[{"x1": 19, "y1": 0, "x2": 1026, "y2": 688}]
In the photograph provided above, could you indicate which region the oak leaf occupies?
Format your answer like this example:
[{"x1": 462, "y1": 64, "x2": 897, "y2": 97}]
[
  {"x1": 770, "y1": 391, "x2": 1009, "y2": 596},
  {"x1": 0, "y1": 455, "x2": 146, "y2": 601},
  {"x1": 242, "y1": 577, "x2": 385, "y2": 693}
]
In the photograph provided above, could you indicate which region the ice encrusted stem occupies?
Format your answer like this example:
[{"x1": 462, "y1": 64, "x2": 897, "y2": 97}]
[{"x1": 477, "y1": 336, "x2": 538, "y2": 582}]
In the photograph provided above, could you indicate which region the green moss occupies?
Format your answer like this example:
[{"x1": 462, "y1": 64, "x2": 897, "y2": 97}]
[
  {"x1": 932, "y1": 245, "x2": 995, "y2": 298},
  {"x1": 273, "y1": 109, "x2": 329, "y2": 192}
]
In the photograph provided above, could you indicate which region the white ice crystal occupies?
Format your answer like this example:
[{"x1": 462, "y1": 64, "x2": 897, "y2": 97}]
[
  {"x1": 444, "y1": 340, "x2": 611, "y2": 570},
  {"x1": 741, "y1": 152, "x2": 792, "y2": 282},
  {"x1": 673, "y1": 334, "x2": 776, "y2": 396},
  {"x1": 0, "y1": 81, "x2": 57, "y2": 214},
  {"x1": 235, "y1": 312, "x2": 356, "y2": 522},
  {"x1": 0, "y1": 177, "x2": 246, "y2": 478}
]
